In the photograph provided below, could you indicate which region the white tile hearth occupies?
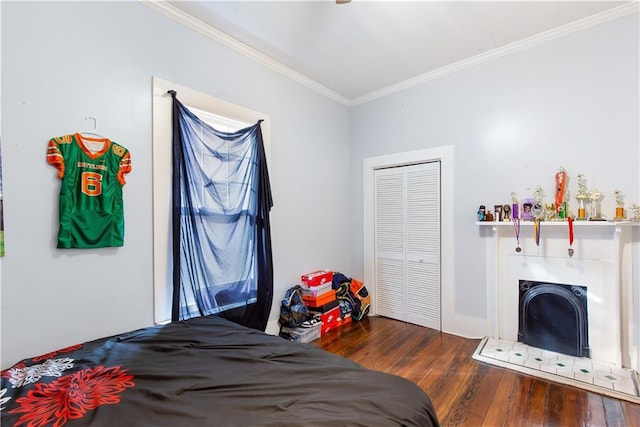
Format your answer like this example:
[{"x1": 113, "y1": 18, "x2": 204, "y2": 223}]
[{"x1": 472, "y1": 337, "x2": 640, "y2": 404}]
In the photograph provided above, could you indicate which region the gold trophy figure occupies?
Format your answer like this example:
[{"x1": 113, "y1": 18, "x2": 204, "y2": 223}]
[
  {"x1": 575, "y1": 173, "x2": 588, "y2": 220},
  {"x1": 614, "y1": 190, "x2": 626, "y2": 220},
  {"x1": 502, "y1": 204, "x2": 511, "y2": 221}
]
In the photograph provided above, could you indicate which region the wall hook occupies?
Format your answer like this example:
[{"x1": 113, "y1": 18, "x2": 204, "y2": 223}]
[{"x1": 85, "y1": 116, "x2": 97, "y2": 130}]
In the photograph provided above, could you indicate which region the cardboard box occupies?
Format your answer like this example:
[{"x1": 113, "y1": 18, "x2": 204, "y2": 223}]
[
  {"x1": 301, "y1": 281, "x2": 332, "y2": 297},
  {"x1": 313, "y1": 306, "x2": 341, "y2": 335},
  {"x1": 280, "y1": 324, "x2": 321, "y2": 343},
  {"x1": 328, "y1": 313, "x2": 351, "y2": 333},
  {"x1": 302, "y1": 290, "x2": 336, "y2": 308},
  {"x1": 306, "y1": 297, "x2": 339, "y2": 313},
  {"x1": 301, "y1": 270, "x2": 333, "y2": 288}
]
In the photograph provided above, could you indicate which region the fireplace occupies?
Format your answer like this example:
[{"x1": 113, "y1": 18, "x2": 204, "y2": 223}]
[
  {"x1": 518, "y1": 280, "x2": 589, "y2": 358},
  {"x1": 480, "y1": 221, "x2": 637, "y2": 369}
]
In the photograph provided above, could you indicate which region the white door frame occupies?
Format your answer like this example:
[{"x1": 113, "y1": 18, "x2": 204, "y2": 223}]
[{"x1": 363, "y1": 145, "x2": 454, "y2": 332}]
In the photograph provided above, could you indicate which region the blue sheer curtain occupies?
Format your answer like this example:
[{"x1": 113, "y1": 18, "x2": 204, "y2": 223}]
[{"x1": 169, "y1": 91, "x2": 273, "y2": 331}]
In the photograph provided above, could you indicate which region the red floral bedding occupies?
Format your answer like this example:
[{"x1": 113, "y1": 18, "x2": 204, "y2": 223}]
[{"x1": 1, "y1": 315, "x2": 439, "y2": 426}]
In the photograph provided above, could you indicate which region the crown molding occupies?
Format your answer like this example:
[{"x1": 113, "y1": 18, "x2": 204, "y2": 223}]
[
  {"x1": 350, "y1": 2, "x2": 639, "y2": 106},
  {"x1": 141, "y1": 0, "x2": 638, "y2": 108},
  {"x1": 139, "y1": 0, "x2": 351, "y2": 106}
]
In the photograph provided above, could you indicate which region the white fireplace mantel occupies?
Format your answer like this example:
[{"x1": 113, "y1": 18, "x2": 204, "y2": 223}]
[{"x1": 479, "y1": 220, "x2": 638, "y2": 369}]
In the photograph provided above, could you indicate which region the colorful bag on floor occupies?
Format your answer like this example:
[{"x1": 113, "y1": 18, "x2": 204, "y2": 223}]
[
  {"x1": 279, "y1": 285, "x2": 310, "y2": 328},
  {"x1": 332, "y1": 272, "x2": 370, "y2": 321},
  {"x1": 333, "y1": 273, "x2": 354, "y2": 316},
  {"x1": 349, "y1": 278, "x2": 371, "y2": 321}
]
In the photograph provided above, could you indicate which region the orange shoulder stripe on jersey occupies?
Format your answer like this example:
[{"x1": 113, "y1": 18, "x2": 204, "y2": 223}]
[
  {"x1": 47, "y1": 140, "x2": 65, "y2": 179},
  {"x1": 117, "y1": 152, "x2": 132, "y2": 185}
]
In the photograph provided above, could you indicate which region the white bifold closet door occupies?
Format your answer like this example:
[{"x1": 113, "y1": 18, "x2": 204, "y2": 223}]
[{"x1": 374, "y1": 161, "x2": 441, "y2": 330}]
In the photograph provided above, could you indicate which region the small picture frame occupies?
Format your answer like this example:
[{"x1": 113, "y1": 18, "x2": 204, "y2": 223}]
[{"x1": 520, "y1": 198, "x2": 535, "y2": 220}]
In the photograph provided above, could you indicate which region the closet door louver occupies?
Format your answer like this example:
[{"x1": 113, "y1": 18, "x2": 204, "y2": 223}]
[
  {"x1": 374, "y1": 162, "x2": 441, "y2": 329},
  {"x1": 405, "y1": 165, "x2": 440, "y2": 329},
  {"x1": 375, "y1": 171, "x2": 405, "y2": 320}
]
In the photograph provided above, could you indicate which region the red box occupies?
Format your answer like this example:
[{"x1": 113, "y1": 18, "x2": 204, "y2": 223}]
[
  {"x1": 301, "y1": 270, "x2": 333, "y2": 288},
  {"x1": 317, "y1": 306, "x2": 341, "y2": 335}
]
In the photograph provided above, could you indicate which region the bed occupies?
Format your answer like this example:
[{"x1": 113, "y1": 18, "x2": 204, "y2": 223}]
[{"x1": 1, "y1": 314, "x2": 439, "y2": 426}]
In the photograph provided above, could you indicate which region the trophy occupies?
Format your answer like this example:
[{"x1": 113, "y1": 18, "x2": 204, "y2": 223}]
[
  {"x1": 545, "y1": 203, "x2": 556, "y2": 221},
  {"x1": 502, "y1": 204, "x2": 511, "y2": 221},
  {"x1": 511, "y1": 191, "x2": 519, "y2": 219},
  {"x1": 588, "y1": 189, "x2": 604, "y2": 221},
  {"x1": 510, "y1": 193, "x2": 521, "y2": 252},
  {"x1": 575, "y1": 174, "x2": 589, "y2": 220},
  {"x1": 532, "y1": 186, "x2": 546, "y2": 219},
  {"x1": 554, "y1": 167, "x2": 569, "y2": 220},
  {"x1": 630, "y1": 204, "x2": 640, "y2": 221},
  {"x1": 614, "y1": 190, "x2": 626, "y2": 220}
]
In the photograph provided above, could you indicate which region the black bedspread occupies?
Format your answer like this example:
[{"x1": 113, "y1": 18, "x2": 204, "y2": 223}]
[{"x1": 1, "y1": 315, "x2": 439, "y2": 426}]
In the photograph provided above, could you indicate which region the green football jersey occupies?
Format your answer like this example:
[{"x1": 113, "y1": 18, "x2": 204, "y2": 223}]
[{"x1": 47, "y1": 133, "x2": 132, "y2": 248}]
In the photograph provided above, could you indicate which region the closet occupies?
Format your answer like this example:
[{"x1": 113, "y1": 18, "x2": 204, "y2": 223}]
[{"x1": 374, "y1": 161, "x2": 441, "y2": 330}]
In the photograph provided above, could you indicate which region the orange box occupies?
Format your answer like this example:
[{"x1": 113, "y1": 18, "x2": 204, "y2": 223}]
[
  {"x1": 301, "y1": 270, "x2": 333, "y2": 287},
  {"x1": 302, "y1": 290, "x2": 336, "y2": 308}
]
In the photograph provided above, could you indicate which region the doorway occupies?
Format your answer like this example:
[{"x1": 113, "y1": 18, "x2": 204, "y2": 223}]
[
  {"x1": 363, "y1": 145, "x2": 454, "y2": 333},
  {"x1": 374, "y1": 162, "x2": 441, "y2": 329}
]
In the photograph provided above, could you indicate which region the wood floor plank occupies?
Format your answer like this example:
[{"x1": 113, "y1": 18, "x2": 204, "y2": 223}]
[
  {"x1": 314, "y1": 316, "x2": 640, "y2": 426},
  {"x1": 603, "y1": 396, "x2": 628, "y2": 427},
  {"x1": 625, "y1": 402, "x2": 640, "y2": 427},
  {"x1": 582, "y1": 392, "x2": 608, "y2": 427},
  {"x1": 438, "y1": 362, "x2": 497, "y2": 426},
  {"x1": 433, "y1": 350, "x2": 484, "y2": 424},
  {"x1": 462, "y1": 364, "x2": 506, "y2": 426},
  {"x1": 481, "y1": 369, "x2": 519, "y2": 426},
  {"x1": 523, "y1": 378, "x2": 550, "y2": 427},
  {"x1": 503, "y1": 375, "x2": 535, "y2": 426},
  {"x1": 561, "y1": 385, "x2": 589, "y2": 427},
  {"x1": 543, "y1": 382, "x2": 566, "y2": 425}
]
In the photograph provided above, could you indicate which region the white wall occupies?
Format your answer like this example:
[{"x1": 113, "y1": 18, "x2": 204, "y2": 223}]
[
  {"x1": 1, "y1": 1, "x2": 350, "y2": 368},
  {"x1": 349, "y1": 13, "x2": 639, "y2": 336}
]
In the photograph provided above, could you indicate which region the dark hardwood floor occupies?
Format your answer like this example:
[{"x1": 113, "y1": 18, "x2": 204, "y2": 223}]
[{"x1": 313, "y1": 316, "x2": 640, "y2": 427}]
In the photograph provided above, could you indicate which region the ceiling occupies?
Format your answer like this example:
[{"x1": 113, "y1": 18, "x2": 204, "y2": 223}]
[{"x1": 164, "y1": 1, "x2": 634, "y2": 105}]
